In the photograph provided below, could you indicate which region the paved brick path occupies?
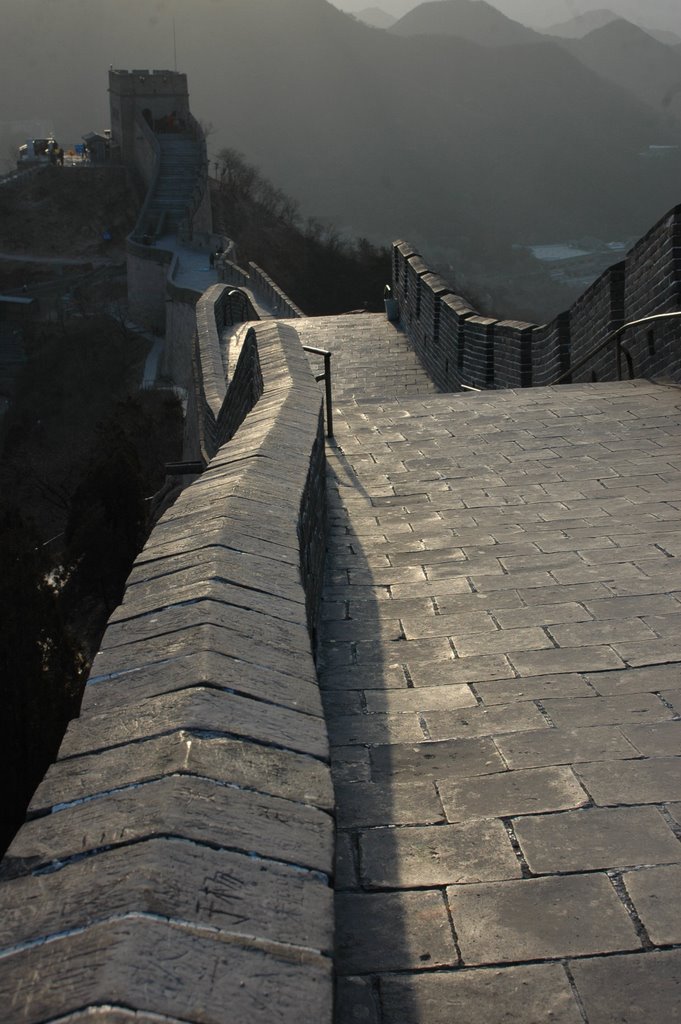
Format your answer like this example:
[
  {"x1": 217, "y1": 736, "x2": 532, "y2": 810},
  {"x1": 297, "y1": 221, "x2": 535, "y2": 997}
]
[{"x1": 312, "y1": 315, "x2": 681, "y2": 1024}]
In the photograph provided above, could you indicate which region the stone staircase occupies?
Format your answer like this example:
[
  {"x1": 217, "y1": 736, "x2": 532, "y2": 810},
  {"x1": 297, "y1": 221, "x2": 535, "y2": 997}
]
[
  {"x1": 294, "y1": 313, "x2": 439, "y2": 403},
  {"x1": 145, "y1": 133, "x2": 202, "y2": 234}
]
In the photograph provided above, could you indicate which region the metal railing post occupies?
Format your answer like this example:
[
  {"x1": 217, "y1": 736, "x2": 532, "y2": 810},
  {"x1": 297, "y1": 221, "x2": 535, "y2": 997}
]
[
  {"x1": 616, "y1": 336, "x2": 623, "y2": 381},
  {"x1": 324, "y1": 351, "x2": 333, "y2": 439},
  {"x1": 302, "y1": 345, "x2": 334, "y2": 438}
]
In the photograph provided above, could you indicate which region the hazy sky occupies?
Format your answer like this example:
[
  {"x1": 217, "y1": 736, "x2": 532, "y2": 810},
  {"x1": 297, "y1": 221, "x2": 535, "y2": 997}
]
[{"x1": 331, "y1": 0, "x2": 681, "y2": 32}]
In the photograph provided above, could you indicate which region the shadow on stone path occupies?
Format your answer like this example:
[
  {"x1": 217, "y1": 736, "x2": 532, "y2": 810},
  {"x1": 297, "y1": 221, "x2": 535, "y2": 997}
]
[{"x1": 307, "y1": 314, "x2": 681, "y2": 1024}]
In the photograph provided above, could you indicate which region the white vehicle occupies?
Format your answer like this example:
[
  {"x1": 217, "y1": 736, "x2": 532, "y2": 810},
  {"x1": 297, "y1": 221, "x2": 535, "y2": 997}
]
[{"x1": 17, "y1": 137, "x2": 58, "y2": 166}]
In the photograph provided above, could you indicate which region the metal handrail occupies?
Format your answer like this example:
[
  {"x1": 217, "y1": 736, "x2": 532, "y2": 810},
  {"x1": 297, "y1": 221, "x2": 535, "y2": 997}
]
[
  {"x1": 550, "y1": 311, "x2": 681, "y2": 386},
  {"x1": 303, "y1": 346, "x2": 333, "y2": 438}
]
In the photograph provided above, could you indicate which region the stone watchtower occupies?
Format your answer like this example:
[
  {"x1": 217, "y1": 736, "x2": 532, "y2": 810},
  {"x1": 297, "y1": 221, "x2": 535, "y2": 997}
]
[
  {"x1": 108, "y1": 69, "x2": 190, "y2": 164},
  {"x1": 111, "y1": 67, "x2": 212, "y2": 353}
]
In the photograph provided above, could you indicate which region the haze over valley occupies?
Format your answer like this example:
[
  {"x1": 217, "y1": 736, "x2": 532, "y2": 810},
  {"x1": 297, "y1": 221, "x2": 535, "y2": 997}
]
[{"x1": 3, "y1": 0, "x2": 681, "y2": 319}]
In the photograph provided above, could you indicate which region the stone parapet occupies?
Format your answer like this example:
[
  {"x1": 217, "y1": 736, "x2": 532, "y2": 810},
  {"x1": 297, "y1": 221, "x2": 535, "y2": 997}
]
[
  {"x1": 493, "y1": 319, "x2": 536, "y2": 389},
  {"x1": 622, "y1": 205, "x2": 681, "y2": 381},
  {"x1": 220, "y1": 258, "x2": 251, "y2": 289},
  {"x1": 187, "y1": 284, "x2": 261, "y2": 463},
  {"x1": 0, "y1": 319, "x2": 332, "y2": 1024},
  {"x1": 248, "y1": 262, "x2": 305, "y2": 318},
  {"x1": 393, "y1": 202, "x2": 681, "y2": 389},
  {"x1": 164, "y1": 290, "x2": 199, "y2": 393},
  {"x1": 436, "y1": 293, "x2": 476, "y2": 391},
  {"x1": 625, "y1": 206, "x2": 681, "y2": 321},
  {"x1": 217, "y1": 260, "x2": 303, "y2": 319},
  {"x1": 569, "y1": 262, "x2": 625, "y2": 384},
  {"x1": 461, "y1": 314, "x2": 497, "y2": 390},
  {"x1": 126, "y1": 244, "x2": 172, "y2": 331},
  {"x1": 531, "y1": 311, "x2": 571, "y2": 387}
]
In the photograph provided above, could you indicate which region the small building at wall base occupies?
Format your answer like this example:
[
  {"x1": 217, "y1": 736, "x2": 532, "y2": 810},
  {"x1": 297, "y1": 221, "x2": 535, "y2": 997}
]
[{"x1": 81, "y1": 131, "x2": 111, "y2": 163}]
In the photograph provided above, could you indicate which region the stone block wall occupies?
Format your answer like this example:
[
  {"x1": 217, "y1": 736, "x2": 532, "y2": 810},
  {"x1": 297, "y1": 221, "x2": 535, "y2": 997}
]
[
  {"x1": 427, "y1": 291, "x2": 475, "y2": 391},
  {"x1": 462, "y1": 314, "x2": 497, "y2": 389},
  {"x1": 299, "y1": 415, "x2": 327, "y2": 648},
  {"x1": 109, "y1": 69, "x2": 190, "y2": 165},
  {"x1": 185, "y1": 283, "x2": 261, "y2": 463},
  {"x1": 0, "y1": 317, "x2": 333, "y2": 1024},
  {"x1": 247, "y1": 263, "x2": 305, "y2": 318},
  {"x1": 164, "y1": 285, "x2": 199, "y2": 389},
  {"x1": 399, "y1": 268, "x2": 450, "y2": 384},
  {"x1": 133, "y1": 111, "x2": 160, "y2": 191},
  {"x1": 494, "y1": 320, "x2": 536, "y2": 389},
  {"x1": 569, "y1": 263, "x2": 625, "y2": 383},
  {"x1": 531, "y1": 312, "x2": 571, "y2": 387},
  {"x1": 221, "y1": 258, "x2": 252, "y2": 289},
  {"x1": 622, "y1": 205, "x2": 681, "y2": 380},
  {"x1": 218, "y1": 261, "x2": 304, "y2": 319},
  {"x1": 625, "y1": 206, "x2": 681, "y2": 320},
  {"x1": 126, "y1": 241, "x2": 172, "y2": 331},
  {"x1": 393, "y1": 202, "x2": 681, "y2": 389}
]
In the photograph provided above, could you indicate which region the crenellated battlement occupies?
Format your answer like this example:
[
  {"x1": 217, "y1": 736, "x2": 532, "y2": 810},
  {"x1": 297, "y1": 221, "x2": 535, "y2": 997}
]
[
  {"x1": 394, "y1": 204, "x2": 681, "y2": 390},
  {"x1": 109, "y1": 68, "x2": 190, "y2": 164}
]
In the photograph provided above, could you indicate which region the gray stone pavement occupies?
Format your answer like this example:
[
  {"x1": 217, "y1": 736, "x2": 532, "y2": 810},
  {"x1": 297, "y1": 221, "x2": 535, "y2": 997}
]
[{"x1": 313, "y1": 314, "x2": 681, "y2": 1024}]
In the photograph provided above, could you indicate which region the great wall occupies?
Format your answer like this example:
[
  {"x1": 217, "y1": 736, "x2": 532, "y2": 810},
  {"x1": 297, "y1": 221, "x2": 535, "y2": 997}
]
[{"x1": 1, "y1": 70, "x2": 681, "y2": 1023}]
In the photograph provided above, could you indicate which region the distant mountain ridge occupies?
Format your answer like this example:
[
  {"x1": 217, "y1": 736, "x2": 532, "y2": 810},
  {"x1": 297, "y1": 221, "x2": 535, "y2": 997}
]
[
  {"x1": 390, "y1": 0, "x2": 540, "y2": 46},
  {"x1": 1, "y1": 0, "x2": 680, "y2": 285},
  {"x1": 547, "y1": 8, "x2": 681, "y2": 46},
  {"x1": 334, "y1": 0, "x2": 681, "y2": 36},
  {"x1": 354, "y1": 6, "x2": 396, "y2": 27},
  {"x1": 559, "y1": 18, "x2": 681, "y2": 125},
  {"x1": 652, "y1": 28, "x2": 681, "y2": 46},
  {"x1": 547, "y1": 9, "x2": 624, "y2": 38},
  {"x1": 478, "y1": 0, "x2": 681, "y2": 36}
]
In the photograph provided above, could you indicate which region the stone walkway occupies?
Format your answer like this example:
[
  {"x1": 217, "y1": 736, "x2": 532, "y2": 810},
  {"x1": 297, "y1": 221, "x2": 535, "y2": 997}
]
[
  {"x1": 296, "y1": 314, "x2": 439, "y2": 402},
  {"x1": 313, "y1": 314, "x2": 681, "y2": 1024},
  {"x1": 157, "y1": 233, "x2": 219, "y2": 293}
]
